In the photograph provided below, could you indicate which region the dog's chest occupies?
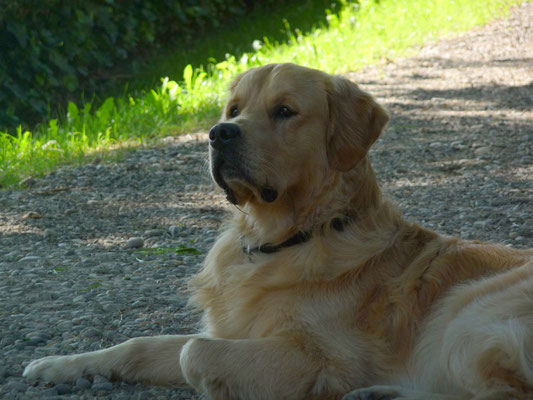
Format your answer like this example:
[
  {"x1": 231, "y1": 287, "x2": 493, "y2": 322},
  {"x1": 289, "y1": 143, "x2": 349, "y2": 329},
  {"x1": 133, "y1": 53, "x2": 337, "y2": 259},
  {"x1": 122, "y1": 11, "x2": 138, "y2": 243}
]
[
  {"x1": 204, "y1": 269, "x2": 361, "y2": 341},
  {"x1": 204, "y1": 281, "x2": 299, "y2": 338}
]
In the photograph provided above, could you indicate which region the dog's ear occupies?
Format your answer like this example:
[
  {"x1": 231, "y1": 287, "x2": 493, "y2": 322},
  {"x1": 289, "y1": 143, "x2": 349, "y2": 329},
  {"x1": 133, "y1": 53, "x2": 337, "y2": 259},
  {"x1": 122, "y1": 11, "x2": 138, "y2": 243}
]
[{"x1": 326, "y1": 76, "x2": 389, "y2": 172}]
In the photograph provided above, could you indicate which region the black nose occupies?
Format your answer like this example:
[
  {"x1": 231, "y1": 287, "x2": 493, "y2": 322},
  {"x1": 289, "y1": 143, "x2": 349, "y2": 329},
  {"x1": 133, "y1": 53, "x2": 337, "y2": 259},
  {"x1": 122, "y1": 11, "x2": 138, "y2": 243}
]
[{"x1": 209, "y1": 123, "x2": 241, "y2": 148}]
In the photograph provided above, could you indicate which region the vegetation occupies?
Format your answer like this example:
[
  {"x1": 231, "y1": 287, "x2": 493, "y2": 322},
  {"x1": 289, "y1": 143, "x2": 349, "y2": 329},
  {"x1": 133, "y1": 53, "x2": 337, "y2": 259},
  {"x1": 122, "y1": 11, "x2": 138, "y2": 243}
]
[
  {"x1": 0, "y1": 0, "x2": 274, "y2": 128},
  {"x1": 0, "y1": 0, "x2": 523, "y2": 188}
]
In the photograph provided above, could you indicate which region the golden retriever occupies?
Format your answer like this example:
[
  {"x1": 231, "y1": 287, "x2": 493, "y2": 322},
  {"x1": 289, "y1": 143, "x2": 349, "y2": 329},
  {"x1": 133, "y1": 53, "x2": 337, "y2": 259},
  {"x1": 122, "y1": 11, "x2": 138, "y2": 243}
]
[{"x1": 24, "y1": 63, "x2": 533, "y2": 399}]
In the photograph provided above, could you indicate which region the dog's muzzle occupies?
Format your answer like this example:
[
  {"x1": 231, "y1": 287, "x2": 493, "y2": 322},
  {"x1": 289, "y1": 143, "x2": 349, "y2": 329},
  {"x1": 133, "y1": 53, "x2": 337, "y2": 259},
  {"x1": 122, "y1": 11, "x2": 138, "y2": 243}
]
[
  {"x1": 209, "y1": 122, "x2": 244, "y2": 204},
  {"x1": 209, "y1": 122, "x2": 278, "y2": 204}
]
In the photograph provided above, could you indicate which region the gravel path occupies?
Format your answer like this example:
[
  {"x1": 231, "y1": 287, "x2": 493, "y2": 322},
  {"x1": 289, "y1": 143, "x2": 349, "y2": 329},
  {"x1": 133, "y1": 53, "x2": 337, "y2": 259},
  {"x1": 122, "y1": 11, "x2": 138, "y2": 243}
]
[{"x1": 1, "y1": 3, "x2": 532, "y2": 399}]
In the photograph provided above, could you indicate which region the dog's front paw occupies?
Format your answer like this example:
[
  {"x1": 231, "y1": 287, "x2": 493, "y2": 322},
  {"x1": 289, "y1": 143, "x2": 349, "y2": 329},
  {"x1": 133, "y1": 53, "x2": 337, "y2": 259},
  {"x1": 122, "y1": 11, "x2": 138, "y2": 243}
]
[
  {"x1": 23, "y1": 355, "x2": 84, "y2": 383},
  {"x1": 180, "y1": 338, "x2": 231, "y2": 400},
  {"x1": 343, "y1": 385, "x2": 403, "y2": 400}
]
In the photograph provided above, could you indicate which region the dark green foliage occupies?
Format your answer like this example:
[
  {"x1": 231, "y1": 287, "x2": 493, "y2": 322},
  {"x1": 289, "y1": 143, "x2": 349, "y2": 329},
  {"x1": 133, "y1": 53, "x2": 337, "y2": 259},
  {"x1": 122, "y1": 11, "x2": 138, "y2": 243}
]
[{"x1": 0, "y1": 0, "x2": 260, "y2": 129}]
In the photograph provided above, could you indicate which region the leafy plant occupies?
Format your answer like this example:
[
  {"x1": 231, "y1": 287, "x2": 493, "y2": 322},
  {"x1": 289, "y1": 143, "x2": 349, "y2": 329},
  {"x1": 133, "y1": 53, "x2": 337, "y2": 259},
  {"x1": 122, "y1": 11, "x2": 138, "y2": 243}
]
[{"x1": 0, "y1": 0, "x2": 266, "y2": 130}]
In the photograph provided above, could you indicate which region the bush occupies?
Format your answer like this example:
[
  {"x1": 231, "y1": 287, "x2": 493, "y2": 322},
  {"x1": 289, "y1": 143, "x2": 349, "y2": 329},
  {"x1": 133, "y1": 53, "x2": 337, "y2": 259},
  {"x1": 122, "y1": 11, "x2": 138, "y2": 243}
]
[{"x1": 0, "y1": 0, "x2": 262, "y2": 129}]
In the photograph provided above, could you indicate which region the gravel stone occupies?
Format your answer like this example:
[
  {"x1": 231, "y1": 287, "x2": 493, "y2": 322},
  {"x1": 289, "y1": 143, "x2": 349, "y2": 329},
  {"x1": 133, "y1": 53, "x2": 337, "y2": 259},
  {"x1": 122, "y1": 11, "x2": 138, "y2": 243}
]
[
  {"x1": 144, "y1": 229, "x2": 166, "y2": 238},
  {"x1": 26, "y1": 386, "x2": 42, "y2": 395},
  {"x1": 75, "y1": 377, "x2": 92, "y2": 390},
  {"x1": 1, "y1": 5, "x2": 531, "y2": 399},
  {"x1": 7, "y1": 381, "x2": 28, "y2": 393},
  {"x1": 93, "y1": 375, "x2": 109, "y2": 384},
  {"x1": 53, "y1": 383, "x2": 72, "y2": 395},
  {"x1": 474, "y1": 146, "x2": 492, "y2": 156},
  {"x1": 125, "y1": 237, "x2": 144, "y2": 249},
  {"x1": 24, "y1": 337, "x2": 45, "y2": 346},
  {"x1": 18, "y1": 256, "x2": 41, "y2": 263},
  {"x1": 22, "y1": 211, "x2": 42, "y2": 219},
  {"x1": 41, "y1": 387, "x2": 59, "y2": 396},
  {"x1": 92, "y1": 382, "x2": 113, "y2": 391},
  {"x1": 44, "y1": 228, "x2": 57, "y2": 238},
  {"x1": 169, "y1": 225, "x2": 182, "y2": 237},
  {"x1": 80, "y1": 327, "x2": 100, "y2": 338}
]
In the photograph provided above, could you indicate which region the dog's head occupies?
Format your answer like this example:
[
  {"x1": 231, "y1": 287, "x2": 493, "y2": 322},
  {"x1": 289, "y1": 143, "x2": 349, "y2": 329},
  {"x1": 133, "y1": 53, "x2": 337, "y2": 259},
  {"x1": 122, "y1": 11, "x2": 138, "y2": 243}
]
[{"x1": 209, "y1": 63, "x2": 388, "y2": 216}]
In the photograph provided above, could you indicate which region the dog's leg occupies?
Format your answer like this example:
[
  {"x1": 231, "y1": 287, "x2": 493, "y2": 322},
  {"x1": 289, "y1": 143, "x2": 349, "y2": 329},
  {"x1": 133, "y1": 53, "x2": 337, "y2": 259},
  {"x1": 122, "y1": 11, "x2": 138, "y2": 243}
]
[
  {"x1": 179, "y1": 336, "x2": 322, "y2": 400},
  {"x1": 343, "y1": 385, "x2": 521, "y2": 400},
  {"x1": 343, "y1": 385, "x2": 460, "y2": 400},
  {"x1": 24, "y1": 334, "x2": 200, "y2": 387},
  {"x1": 389, "y1": 265, "x2": 533, "y2": 400},
  {"x1": 437, "y1": 270, "x2": 533, "y2": 399}
]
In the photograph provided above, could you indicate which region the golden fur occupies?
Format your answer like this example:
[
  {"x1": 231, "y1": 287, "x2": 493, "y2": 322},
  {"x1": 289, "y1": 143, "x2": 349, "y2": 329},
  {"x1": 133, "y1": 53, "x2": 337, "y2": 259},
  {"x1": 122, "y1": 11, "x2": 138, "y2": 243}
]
[{"x1": 24, "y1": 63, "x2": 533, "y2": 400}]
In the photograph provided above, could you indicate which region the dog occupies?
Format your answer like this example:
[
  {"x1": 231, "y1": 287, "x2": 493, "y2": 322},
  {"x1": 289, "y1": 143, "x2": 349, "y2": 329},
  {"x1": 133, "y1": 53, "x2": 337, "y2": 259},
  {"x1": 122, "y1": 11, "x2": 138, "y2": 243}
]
[{"x1": 24, "y1": 63, "x2": 533, "y2": 399}]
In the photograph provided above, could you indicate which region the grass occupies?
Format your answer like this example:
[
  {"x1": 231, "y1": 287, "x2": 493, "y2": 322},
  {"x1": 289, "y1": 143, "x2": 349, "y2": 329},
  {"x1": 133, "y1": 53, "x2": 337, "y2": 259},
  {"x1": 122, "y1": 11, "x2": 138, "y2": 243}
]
[
  {"x1": 122, "y1": 0, "x2": 342, "y2": 95},
  {"x1": 0, "y1": 0, "x2": 524, "y2": 188},
  {"x1": 135, "y1": 245, "x2": 203, "y2": 256}
]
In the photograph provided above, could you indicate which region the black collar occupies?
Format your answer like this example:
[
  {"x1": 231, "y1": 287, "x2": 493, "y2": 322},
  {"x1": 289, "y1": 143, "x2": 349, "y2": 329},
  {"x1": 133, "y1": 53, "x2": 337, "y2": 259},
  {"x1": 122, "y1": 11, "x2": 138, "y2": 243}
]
[{"x1": 242, "y1": 216, "x2": 351, "y2": 255}]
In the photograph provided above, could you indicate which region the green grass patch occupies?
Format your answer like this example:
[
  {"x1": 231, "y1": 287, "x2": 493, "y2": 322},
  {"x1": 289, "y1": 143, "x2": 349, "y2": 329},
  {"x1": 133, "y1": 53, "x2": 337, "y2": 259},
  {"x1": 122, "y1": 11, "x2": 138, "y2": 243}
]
[
  {"x1": 0, "y1": 0, "x2": 523, "y2": 187},
  {"x1": 135, "y1": 245, "x2": 203, "y2": 256}
]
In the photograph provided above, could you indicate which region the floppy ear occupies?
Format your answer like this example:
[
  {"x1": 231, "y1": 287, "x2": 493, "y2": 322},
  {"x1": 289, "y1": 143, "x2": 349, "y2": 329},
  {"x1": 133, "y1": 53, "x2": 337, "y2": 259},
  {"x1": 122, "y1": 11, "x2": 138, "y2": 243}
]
[{"x1": 326, "y1": 76, "x2": 389, "y2": 172}]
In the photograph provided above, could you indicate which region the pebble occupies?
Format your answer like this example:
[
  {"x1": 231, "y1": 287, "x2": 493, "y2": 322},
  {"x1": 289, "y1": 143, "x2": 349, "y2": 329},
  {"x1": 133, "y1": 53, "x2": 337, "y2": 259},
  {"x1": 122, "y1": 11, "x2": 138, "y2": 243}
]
[
  {"x1": 44, "y1": 229, "x2": 57, "y2": 239},
  {"x1": 93, "y1": 375, "x2": 110, "y2": 384},
  {"x1": 8, "y1": 380, "x2": 28, "y2": 392},
  {"x1": 54, "y1": 383, "x2": 72, "y2": 395},
  {"x1": 80, "y1": 327, "x2": 100, "y2": 338},
  {"x1": 474, "y1": 146, "x2": 491, "y2": 157},
  {"x1": 145, "y1": 229, "x2": 165, "y2": 238},
  {"x1": 20, "y1": 177, "x2": 36, "y2": 187},
  {"x1": 24, "y1": 337, "x2": 45, "y2": 346},
  {"x1": 450, "y1": 140, "x2": 464, "y2": 149},
  {"x1": 169, "y1": 225, "x2": 182, "y2": 237},
  {"x1": 92, "y1": 382, "x2": 113, "y2": 391},
  {"x1": 136, "y1": 391, "x2": 155, "y2": 400},
  {"x1": 26, "y1": 386, "x2": 42, "y2": 395},
  {"x1": 18, "y1": 256, "x2": 41, "y2": 263},
  {"x1": 41, "y1": 387, "x2": 59, "y2": 396},
  {"x1": 57, "y1": 321, "x2": 73, "y2": 331},
  {"x1": 75, "y1": 377, "x2": 92, "y2": 389},
  {"x1": 473, "y1": 220, "x2": 492, "y2": 228},
  {"x1": 103, "y1": 303, "x2": 122, "y2": 313},
  {"x1": 22, "y1": 211, "x2": 42, "y2": 219},
  {"x1": 125, "y1": 237, "x2": 144, "y2": 249}
]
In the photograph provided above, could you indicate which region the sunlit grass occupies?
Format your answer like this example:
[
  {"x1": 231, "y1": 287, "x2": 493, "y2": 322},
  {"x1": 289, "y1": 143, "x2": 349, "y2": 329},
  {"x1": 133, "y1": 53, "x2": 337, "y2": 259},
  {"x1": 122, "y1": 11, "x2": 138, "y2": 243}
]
[{"x1": 0, "y1": 0, "x2": 524, "y2": 187}]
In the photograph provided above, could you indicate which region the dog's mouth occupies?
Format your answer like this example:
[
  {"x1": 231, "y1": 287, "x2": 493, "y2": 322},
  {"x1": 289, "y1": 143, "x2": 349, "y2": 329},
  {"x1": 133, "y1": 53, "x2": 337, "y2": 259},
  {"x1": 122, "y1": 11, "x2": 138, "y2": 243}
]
[
  {"x1": 211, "y1": 157, "x2": 239, "y2": 204},
  {"x1": 210, "y1": 153, "x2": 278, "y2": 205}
]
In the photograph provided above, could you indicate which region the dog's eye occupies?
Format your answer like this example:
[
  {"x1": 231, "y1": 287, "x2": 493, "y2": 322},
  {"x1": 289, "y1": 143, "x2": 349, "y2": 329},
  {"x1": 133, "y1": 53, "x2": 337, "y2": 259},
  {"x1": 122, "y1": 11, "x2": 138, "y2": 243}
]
[
  {"x1": 229, "y1": 105, "x2": 239, "y2": 118},
  {"x1": 275, "y1": 105, "x2": 297, "y2": 119}
]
